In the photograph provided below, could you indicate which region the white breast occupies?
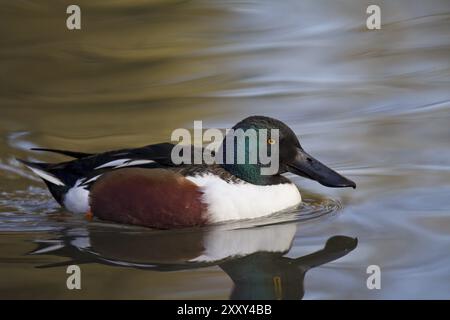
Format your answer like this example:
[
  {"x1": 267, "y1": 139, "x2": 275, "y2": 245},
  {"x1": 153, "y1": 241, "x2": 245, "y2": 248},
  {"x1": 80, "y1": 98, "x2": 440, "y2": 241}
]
[{"x1": 186, "y1": 174, "x2": 301, "y2": 223}]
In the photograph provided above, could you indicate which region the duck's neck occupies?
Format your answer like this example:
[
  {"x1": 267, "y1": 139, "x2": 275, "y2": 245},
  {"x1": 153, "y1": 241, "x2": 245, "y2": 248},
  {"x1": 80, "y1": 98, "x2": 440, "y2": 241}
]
[{"x1": 221, "y1": 163, "x2": 288, "y2": 185}]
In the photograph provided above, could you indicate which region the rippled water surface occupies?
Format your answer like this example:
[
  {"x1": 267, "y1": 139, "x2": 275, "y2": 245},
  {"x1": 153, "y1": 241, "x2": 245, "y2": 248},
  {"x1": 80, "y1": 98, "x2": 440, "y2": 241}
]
[{"x1": 1, "y1": 0, "x2": 449, "y2": 299}]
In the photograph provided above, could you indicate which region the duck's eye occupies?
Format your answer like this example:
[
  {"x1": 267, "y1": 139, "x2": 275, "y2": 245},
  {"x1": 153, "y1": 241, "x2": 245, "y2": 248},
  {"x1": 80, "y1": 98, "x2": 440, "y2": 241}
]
[{"x1": 267, "y1": 138, "x2": 276, "y2": 145}]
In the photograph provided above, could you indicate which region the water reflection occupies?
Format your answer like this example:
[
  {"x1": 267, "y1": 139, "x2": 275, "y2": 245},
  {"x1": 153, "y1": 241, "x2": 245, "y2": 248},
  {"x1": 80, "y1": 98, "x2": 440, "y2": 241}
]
[{"x1": 31, "y1": 222, "x2": 357, "y2": 300}]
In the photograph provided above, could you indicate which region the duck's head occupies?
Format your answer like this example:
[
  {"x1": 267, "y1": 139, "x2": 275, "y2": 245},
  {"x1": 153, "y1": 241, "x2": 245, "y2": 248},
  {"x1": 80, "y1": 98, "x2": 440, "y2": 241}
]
[{"x1": 221, "y1": 115, "x2": 356, "y2": 188}]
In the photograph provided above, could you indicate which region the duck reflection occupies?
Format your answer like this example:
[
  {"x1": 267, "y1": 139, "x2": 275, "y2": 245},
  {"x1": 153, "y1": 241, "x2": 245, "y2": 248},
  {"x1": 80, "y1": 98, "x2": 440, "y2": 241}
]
[{"x1": 31, "y1": 222, "x2": 357, "y2": 300}]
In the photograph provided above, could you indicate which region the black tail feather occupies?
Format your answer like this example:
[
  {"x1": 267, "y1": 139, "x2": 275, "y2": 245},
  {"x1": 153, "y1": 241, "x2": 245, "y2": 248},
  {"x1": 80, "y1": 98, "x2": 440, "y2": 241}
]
[{"x1": 17, "y1": 158, "x2": 68, "y2": 205}]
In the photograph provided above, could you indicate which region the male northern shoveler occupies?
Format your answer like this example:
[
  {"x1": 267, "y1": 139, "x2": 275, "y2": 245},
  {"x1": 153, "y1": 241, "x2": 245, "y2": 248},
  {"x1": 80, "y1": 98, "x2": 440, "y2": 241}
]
[{"x1": 19, "y1": 116, "x2": 355, "y2": 229}]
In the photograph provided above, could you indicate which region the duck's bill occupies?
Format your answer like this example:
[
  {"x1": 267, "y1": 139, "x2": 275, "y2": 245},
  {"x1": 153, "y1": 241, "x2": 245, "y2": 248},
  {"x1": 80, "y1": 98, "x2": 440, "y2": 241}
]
[{"x1": 287, "y1": 148, "x2": 356, "y2": 189}]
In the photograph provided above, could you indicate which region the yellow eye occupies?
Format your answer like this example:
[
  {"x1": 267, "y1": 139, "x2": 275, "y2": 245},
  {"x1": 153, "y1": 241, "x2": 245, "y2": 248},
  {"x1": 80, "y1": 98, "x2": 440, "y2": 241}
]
[{"x1": 268, "y1": 138, "x2": 276, "y2": 145}]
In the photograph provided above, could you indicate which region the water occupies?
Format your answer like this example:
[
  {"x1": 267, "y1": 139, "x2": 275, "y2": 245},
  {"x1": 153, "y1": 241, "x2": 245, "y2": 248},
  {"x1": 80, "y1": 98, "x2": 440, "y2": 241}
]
[{"x1": 1, "y1": 0, "x2": 449, "y2": 299}]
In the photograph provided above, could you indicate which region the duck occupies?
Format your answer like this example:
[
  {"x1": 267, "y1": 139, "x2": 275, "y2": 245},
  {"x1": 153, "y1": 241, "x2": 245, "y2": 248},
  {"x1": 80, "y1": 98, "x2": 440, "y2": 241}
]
[{"x1": 19, "y1": 116, "x2": 355, "y2": 229}]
